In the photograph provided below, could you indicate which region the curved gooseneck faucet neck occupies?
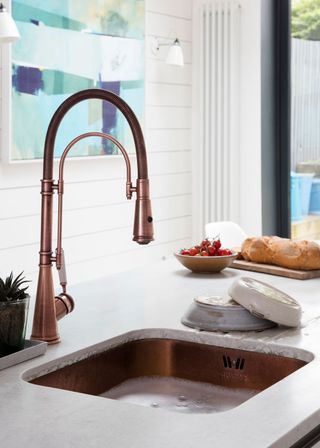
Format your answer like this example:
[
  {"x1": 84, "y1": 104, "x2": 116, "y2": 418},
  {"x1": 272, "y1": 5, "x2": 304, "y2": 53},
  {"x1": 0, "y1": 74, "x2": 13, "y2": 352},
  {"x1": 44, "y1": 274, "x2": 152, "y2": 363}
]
[
  {"x1": 31, "y1": 88, "x2": 154, "y2": 344},
  {"x1": 42, "y1": 88, "x2": 148, "y2": 180}
]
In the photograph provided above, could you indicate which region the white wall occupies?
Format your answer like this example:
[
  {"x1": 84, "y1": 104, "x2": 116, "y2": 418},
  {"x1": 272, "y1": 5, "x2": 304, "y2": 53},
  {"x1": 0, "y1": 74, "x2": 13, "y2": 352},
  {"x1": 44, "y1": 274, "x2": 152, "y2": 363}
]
[{"x1": 0, "y1": 0, "x2": 193, "y2": 295}]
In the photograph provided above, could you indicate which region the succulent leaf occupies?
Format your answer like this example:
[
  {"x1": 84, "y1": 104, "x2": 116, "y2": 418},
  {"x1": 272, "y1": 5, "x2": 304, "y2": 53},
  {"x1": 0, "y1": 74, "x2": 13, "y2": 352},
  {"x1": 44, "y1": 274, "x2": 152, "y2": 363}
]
[{"x1": 0, "y1": 272, "x2": 30, "y2": 303}]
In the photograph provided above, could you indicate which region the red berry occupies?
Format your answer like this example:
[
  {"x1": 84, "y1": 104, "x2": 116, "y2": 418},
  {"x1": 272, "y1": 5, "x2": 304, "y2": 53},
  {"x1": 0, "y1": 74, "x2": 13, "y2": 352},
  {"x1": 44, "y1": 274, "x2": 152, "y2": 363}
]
[
  {"x1": 201, "y1": 251, "x2": 209, "y2": 256},
  {"x1": 189, "y1": 247, "x2": 199, "y2": 256},
  {"x1": 181, "y1": 250, "x2": 191, "y2": 255},
  {"x1": 207, "y1": 246, "x2": 216, "y2": 256}
]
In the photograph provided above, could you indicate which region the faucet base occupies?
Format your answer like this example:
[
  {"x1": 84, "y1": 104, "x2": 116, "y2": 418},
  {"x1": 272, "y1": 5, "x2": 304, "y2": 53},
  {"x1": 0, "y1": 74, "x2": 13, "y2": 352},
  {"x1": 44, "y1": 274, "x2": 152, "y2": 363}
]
[
  {"x1": 31, "y1": 265, "x2": 61, "y2": 344},
  {"x1": 31, "y1": 335, "x2": 61, "y2": 345}
]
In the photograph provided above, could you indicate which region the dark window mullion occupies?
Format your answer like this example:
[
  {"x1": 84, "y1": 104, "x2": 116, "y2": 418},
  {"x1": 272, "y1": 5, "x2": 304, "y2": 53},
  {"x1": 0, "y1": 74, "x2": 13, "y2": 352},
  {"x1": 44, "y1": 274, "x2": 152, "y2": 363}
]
[{"x1": 275, "y1": 0, "x2": 291, "y2": 237}]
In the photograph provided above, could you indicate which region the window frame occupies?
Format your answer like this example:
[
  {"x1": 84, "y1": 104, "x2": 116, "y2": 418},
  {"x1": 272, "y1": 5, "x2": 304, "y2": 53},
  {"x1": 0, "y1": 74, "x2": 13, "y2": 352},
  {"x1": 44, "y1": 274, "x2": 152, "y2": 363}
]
[{"x1": 275, "y1": 0, "x2": 291, "y2": 237}]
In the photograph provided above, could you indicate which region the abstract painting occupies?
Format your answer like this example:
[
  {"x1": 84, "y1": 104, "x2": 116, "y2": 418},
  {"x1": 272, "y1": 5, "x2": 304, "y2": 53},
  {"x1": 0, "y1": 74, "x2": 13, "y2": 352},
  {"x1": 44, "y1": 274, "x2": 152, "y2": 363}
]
[{"x1": 11, "y1": 0, "x2": 145, "y2": 160}]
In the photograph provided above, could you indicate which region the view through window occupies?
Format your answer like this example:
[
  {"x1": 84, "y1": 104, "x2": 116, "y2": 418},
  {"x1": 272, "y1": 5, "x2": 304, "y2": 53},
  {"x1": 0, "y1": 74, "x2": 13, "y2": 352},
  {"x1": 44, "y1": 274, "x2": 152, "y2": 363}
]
[{"x1": 291, "y1": 0, "x2": 320, "y2": 240}]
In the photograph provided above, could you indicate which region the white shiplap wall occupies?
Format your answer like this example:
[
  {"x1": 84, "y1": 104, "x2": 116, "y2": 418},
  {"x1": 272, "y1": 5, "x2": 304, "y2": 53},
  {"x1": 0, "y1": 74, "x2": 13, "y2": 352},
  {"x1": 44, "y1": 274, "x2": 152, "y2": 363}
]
[{"x1": 0, "y1": 0, "x2": 192, "y2": 295}]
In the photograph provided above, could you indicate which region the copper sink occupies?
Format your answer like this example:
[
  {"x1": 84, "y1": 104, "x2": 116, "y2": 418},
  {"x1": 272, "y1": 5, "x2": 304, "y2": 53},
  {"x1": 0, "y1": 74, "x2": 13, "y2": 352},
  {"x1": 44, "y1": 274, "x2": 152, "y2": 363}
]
[{"x1": 28, "y1": 337, "x2": 309, "y2": 414}]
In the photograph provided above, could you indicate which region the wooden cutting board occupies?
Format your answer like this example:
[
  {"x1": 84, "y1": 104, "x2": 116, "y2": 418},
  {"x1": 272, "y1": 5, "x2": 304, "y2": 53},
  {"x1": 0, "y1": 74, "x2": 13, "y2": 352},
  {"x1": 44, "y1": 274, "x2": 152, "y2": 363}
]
[{"x1": 230, "y1": 259, "x2": 320, "y2": 280}]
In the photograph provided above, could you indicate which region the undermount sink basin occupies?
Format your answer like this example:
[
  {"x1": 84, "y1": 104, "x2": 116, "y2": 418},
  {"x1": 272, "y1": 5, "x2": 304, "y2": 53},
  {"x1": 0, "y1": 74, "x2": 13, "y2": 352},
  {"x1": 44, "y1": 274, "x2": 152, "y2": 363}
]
[{"x1": 26, "y1": 332, "x2": 311, "y2": 414}]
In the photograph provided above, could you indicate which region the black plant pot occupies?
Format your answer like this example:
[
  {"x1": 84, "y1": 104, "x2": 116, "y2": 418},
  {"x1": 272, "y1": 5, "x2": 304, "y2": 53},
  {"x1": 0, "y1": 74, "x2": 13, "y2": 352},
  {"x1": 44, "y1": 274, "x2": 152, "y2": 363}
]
[{"x1": 0, "y1": 296, "x2": 30, "y2": 357}]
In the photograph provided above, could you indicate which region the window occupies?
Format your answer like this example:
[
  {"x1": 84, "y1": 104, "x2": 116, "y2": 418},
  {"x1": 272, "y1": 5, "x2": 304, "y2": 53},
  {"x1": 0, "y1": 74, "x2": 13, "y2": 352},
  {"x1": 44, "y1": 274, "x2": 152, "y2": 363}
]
[{"x1": 290, "y1": 0, "x2": 320, "y2": 240}]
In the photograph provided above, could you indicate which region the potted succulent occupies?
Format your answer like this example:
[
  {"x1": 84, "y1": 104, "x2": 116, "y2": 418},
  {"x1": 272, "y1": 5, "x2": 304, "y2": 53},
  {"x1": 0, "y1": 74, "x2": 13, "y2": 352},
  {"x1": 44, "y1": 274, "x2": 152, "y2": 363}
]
[{"x1": 0, "y1": 272, "x2": 30, "y2": 357}]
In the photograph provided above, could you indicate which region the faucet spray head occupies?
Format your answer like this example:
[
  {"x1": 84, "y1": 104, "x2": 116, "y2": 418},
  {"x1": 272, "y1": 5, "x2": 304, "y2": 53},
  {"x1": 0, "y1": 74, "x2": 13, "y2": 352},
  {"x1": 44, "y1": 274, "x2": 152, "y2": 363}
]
[{"x1": 133, "y1": 179, "x2": 154, "y2": 245}]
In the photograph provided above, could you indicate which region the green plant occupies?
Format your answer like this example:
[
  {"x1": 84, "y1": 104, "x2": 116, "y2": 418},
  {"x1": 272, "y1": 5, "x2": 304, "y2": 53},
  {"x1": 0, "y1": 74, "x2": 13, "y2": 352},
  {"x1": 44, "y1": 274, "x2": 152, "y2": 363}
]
[
  {"x1": 0, "y1": 272, "x2": 30, "y2": 303},
  {"x1": 292, "y1": 0, "x2": 320, "y2": 40},
  {"x1": 0, "y1": 272, "x2": 30, "y2": 356}
]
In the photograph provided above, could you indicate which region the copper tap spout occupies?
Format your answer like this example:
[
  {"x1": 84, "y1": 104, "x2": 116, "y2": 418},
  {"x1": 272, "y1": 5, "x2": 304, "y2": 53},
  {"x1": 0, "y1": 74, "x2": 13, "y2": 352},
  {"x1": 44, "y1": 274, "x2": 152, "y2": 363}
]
[{"x1": 31, "y1": 89, "x2": 154, "y2": 344}]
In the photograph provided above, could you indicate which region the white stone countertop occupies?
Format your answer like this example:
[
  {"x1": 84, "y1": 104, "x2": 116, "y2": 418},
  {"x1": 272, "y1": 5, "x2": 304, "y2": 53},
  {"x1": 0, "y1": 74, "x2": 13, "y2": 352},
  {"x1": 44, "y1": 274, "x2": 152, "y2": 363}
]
[{"x1": 1, "y1": 258, "x2": 320, "y2": 448}]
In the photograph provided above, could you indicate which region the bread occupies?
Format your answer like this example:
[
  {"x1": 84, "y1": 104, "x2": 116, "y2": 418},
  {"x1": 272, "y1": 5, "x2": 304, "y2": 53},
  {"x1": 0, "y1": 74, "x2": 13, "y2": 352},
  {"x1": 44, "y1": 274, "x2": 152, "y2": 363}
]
[{"x1": 241, "y1": 236, "x2": 320, "y2": 270}]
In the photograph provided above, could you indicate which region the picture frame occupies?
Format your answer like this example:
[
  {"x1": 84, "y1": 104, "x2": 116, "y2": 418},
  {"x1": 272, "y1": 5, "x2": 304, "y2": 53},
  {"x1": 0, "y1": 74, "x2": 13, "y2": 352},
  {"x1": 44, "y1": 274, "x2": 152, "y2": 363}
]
[{"x1": 1, "y1": 0, "x2": 145, "y2": 163}]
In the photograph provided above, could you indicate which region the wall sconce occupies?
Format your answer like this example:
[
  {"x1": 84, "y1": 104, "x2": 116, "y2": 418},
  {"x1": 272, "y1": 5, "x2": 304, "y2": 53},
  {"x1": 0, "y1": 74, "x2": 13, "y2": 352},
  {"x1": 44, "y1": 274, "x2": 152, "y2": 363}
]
[
  {"x1": 151, "y1": 37, "x2": 184, "y2": 67},
  {"x1": 0, "y1": 2, "x2": 20, "y2": 43}
]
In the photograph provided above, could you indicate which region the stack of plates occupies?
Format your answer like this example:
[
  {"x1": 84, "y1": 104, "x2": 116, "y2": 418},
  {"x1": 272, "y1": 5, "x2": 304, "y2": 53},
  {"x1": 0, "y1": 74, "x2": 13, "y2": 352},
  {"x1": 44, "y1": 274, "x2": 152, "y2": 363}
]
[{"x1": 181, "y1": 277, "x2": 302, "y2": 332}]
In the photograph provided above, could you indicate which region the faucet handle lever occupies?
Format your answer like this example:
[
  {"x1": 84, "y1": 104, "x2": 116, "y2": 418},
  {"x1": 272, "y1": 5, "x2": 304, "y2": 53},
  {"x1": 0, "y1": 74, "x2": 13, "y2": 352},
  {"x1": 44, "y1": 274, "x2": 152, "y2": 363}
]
[{"x1": 56, "y1": 248, "x2": 67, "y2": 292}]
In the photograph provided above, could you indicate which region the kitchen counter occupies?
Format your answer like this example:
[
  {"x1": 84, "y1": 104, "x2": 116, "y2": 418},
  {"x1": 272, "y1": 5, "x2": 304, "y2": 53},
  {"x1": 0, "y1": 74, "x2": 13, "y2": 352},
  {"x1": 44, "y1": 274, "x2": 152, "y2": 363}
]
[{"x1": 1, "y1": 258, "x2": 320, "y2": 448}]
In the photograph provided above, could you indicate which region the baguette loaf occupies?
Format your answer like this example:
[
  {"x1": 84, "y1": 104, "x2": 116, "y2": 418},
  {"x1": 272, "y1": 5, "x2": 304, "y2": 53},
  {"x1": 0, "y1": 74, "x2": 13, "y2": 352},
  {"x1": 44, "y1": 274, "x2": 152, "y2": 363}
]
[{"x1": 241, "y1": 236, "x2": 320, "y2": 270}]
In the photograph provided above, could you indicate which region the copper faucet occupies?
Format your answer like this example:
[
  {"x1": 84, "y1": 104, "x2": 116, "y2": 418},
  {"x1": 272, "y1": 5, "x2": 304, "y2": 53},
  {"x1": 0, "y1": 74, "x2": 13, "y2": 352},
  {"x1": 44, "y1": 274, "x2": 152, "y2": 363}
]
[{"x1": 31, "y1": 89, "x2": 154, "y2": 344}]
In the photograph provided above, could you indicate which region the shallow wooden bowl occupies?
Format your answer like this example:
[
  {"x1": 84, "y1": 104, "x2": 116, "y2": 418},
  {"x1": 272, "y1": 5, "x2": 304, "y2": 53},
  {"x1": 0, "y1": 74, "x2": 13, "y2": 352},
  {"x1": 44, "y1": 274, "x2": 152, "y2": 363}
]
[{"x1": 174, "y1": 252, "x2": 238, "y2": 273}]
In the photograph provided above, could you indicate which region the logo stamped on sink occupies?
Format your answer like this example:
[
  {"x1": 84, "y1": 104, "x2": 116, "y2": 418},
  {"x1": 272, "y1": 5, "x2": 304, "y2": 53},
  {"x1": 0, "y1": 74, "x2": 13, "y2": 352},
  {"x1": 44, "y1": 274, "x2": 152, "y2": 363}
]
[{"x1": 223, "y1": 355, "x2": 245, "y2": 370}]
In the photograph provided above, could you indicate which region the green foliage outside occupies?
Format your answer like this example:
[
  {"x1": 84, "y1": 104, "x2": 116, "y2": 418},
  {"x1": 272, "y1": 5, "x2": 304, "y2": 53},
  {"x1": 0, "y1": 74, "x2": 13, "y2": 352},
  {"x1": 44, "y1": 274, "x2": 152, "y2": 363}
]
[{"x1": 292, "y1": 0, "x2": 320, "y2": 40}]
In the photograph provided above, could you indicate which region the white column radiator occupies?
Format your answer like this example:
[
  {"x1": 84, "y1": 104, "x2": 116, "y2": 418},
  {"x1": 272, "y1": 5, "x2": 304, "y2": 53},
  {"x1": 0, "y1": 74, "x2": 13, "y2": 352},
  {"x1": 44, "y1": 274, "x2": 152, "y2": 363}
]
[{"x1": 192, "y1": 0, "x2": 241, "y2": 240}]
